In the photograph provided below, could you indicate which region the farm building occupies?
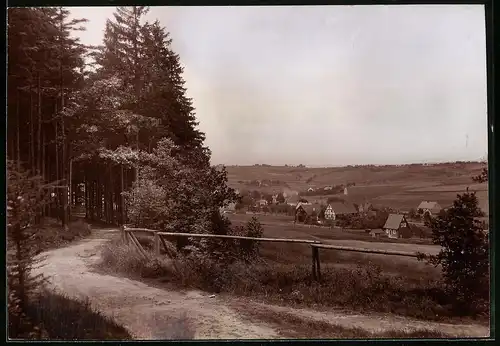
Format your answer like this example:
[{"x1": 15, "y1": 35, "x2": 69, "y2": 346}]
[
  {"x1": 369, "y1": 229, "x2": 385, "y2": 239},
  {"x1": 383, "y1": 214, "x2": 411, "y2": 239},
  {"x1": 295, "y1": 203, "x2": 323, "y2": 223},
  {"x1": 417, "y1": 201, "x2": 442, "y2": 216},
  {"x1": 323, "y1": 202, "x2": 357, "y2": 220}
]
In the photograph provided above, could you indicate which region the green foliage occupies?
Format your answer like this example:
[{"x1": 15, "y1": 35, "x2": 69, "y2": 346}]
[
  {"x1": 472, "y1": 167, "x2": 488, "y2": 183},
  {"x1": 123, "y1": 139, "x2": 237, "y2": 241},
  {"x1": 7, "y1": 161, "x2": 50, "y2": 338},
  {"x1": 336, "y1": 209, "x2": 388, "y2": 229},
  {"x1": 417, "y1": 193, "x2": 489, "y2": 313}
]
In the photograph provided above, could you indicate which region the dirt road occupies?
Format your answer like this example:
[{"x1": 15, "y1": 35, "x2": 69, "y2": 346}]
[{"x1": 34, "y1": 228, "x2": 490, "y2": 340}]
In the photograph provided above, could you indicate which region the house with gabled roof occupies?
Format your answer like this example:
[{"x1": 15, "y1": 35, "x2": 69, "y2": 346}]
[
  {"x1": 383, "y1": 214, "x2": 411, "y2": 239},
  {"x1": 417, "y1": 201, "x2": 442, "y2": 216},
  {"x1": 324, "y1": 202, "x2": 357, "y2": 220},
  {"x1": 295, "y1": 203, "x2": 323, "y2": 223}
]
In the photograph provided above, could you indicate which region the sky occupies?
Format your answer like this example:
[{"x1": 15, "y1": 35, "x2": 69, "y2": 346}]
[{"x1": 69, "y1": 5, "x2": 488, "y2": 167}]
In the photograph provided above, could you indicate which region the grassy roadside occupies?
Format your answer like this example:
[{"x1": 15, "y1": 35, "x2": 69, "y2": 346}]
[
  {"x1": 235, "y1": 307, "x2": 449, "y2": 339},
  {"x1": 98, "y1": 235, "x2": 489, "y2": 325},
  {"x1": 33, "y1": 217, "x2": 93, "y2": 253},
  {"x1": 8, "y1": 218, "x2": 133, "y2": 340}
]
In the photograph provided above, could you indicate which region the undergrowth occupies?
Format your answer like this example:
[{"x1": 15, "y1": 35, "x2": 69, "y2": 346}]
[
  {"x1": 99, "y1": 236, "x2": 489, "y2": 323},
  {"x1": 33, "y1": 218, "x2": 92, "y2": 253},
  {"x1": 9, "y1": 289, "x2": 132, "y2": 340}
]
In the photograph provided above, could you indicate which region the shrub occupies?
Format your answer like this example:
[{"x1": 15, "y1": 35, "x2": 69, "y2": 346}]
[
  {"x1": 7, "y1": 160, "x2": 49, "y2": 338},
  {"x1": 417, "y1": 192, "x2": 489, "y2": 315}
]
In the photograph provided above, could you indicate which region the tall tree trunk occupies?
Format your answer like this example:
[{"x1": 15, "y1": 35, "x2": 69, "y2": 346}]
[
  {"x1": 16, "y1": 88, "x2": 21, "y2": 170},
  {"x1": 42, "y1": 128, "x2": 47, "y2": 216},
  {"x1": 29, "y1": 82, "x2": 35, "y2": 172},
  {"x1": 37, "y1": 75, "x2": 42, "y2": 175},
  {"x1": 60, "y1": 21, "x2": 69, "y2": 230},
  {"x1": 84, "y1": 173, "x2": 89, "y2": 219},
  {"x1": 109, "y1": 165, "x2": 114, "y2": 224},
  {"x1": 121, "y1": 165, "x2": 125, "y2": 225}
]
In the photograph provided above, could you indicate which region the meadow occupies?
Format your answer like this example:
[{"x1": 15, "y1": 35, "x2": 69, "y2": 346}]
[{"x1": 227, "y1": 213, "x2": 441, "y2": 281}]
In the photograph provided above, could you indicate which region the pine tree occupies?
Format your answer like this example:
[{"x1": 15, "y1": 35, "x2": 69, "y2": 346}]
[{"x1": 7, "y1": 161, "x2": 50, "y2": 338}]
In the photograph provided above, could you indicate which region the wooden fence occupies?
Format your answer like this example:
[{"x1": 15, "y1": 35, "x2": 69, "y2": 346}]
[{"x1": 122, "y1": 226, "x2": 425, "y2": 281}]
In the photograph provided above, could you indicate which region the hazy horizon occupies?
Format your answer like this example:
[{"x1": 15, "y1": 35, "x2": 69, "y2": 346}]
[{"x1": 69, "y1": 5, "x2": 488, "y2": 166}]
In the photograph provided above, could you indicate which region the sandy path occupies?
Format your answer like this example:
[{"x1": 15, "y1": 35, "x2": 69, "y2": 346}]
[
  {"x1": 34, "y1": 228, "x2": 489, "y2": 339},
  {"x1": 230, "y1": 300, "x2": 490, "y2": 338},
  {"x1": 34, "y1": 229, "x2": 279, "y2": 340}
]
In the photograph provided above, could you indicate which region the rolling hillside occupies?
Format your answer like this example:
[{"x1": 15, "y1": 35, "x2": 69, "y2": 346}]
[{"x1": 224, "y1": 162, "x2": 489, "y2": 214}]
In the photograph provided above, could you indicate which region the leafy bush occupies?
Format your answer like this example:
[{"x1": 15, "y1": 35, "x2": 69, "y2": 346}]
[
  {"x1": 417, "y1": 192, "x2": 489, "y2": 314},
  {"x1": 123, "y1": 139, "x2": 238, "y2": 239},
  {"x1": 336, "y1": 209, "x2": 388, "y2": 230}
]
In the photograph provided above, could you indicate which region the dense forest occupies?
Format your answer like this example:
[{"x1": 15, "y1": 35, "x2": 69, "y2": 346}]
[{"x1": 7, "y1": 6, "x2": 237, "y2": 232}]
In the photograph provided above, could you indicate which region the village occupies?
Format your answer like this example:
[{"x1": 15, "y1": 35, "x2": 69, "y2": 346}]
[{"x1": 220, "y1": 182, "x2": 489, "y2": 241}]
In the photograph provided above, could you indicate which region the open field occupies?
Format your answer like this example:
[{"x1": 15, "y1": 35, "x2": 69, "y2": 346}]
[
  {"x1": 225, "y1": 163, "x2": 489, "y2": 214},
  {"x1": 226, "y1": 162, "x2": 486, "y2": 190},
  {"x1": 227, "y1": 213, "x2": 441, "y2": 280}
]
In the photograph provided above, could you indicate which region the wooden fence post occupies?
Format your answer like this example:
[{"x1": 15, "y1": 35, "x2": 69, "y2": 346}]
[
  {"x1": 154, "y1": 232, "x2": 161, "y2": 256},
  {"x1": 315, "y1": 247, "x2": 321, "y2": 281},
  {"x1": 121, "y1": 225, "x2": 126, "y2": 244},
  {"x1": 311, "y1": 246, "x2": 317, "y2": 281}
]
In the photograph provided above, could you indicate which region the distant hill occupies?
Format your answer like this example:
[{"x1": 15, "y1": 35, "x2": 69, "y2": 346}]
[
  {"x1": 224, "y1": 162, "x2": 485, "y2": 191},
  {"x1": 223, "y1": 162, "x2": 489, "y2": 213}
]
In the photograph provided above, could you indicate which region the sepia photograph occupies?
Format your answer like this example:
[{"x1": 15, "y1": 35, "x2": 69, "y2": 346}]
[{"x1": 7, "y1": 4, "x2": 491, "y2": 340}]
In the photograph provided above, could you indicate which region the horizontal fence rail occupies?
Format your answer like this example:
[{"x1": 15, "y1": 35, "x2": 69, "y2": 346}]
[
  {"x1": 311, "y1": 244, "x2": 419, "y2": 257},
  {"x1": 122, "y1": 226, "x2": 428, "y2": 281},
  {"x1": 157, "y1": 232, "x2": 321, "y2": 244}
]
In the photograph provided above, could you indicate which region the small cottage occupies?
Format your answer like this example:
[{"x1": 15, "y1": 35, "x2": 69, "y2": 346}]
[
  {"x1": 295, "y1": 203, "x2": 323, "y2": 223},
  {"x1": 383, "y1": 214, "x2": 411, "y2": 239},
  {"x1": 417, "y1": 201, "x2": 442, "y2": 216}
]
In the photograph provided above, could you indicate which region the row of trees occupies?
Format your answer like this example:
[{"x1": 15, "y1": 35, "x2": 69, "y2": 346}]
[
  {"x1": 8, "y1": 6, "x2": 241, "y2": 336},
  {"x1": 8, "y1": 6, "x2": 237, "y2": 232}
]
